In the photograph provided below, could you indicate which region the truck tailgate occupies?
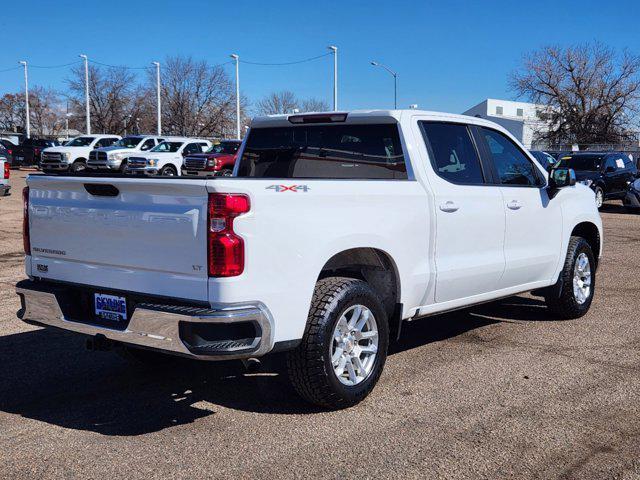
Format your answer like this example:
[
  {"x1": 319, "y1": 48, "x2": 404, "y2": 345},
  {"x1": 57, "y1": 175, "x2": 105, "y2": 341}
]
[{"x1": 26, "y1": 175, "x2": 210, "y2": 301}]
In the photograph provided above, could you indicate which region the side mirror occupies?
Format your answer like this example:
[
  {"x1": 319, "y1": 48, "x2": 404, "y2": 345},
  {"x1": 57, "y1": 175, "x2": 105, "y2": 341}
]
[{"x1": 548, "y1": 167, "x2": 576, "y2": 191}]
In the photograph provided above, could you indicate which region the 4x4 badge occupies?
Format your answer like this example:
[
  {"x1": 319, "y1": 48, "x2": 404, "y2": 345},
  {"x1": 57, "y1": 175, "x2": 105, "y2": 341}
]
[{"x1": 266, "y1": 185, "x2": 310, "y2": 193}]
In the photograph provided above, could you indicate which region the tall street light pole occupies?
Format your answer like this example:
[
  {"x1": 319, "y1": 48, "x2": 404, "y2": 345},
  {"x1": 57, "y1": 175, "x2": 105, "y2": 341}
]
[
  {"x1": 19, "y1": 61, "x2": 30, "y2": 139},
  {"x1": 79, "y1": 54, "x2": 90, "y2": 134},
  {"x1": 152, "y1": 62, "x2": 161, "y2": 135},
  {"x1": 230, "y1": 54, "x2": 240, "y2": 139},
  {"x1": 328, "y1": 46, "x2": 338, "y2": 111},
  {"x1": 371, "y1": 61, "x2": 398, "y2": 109}
]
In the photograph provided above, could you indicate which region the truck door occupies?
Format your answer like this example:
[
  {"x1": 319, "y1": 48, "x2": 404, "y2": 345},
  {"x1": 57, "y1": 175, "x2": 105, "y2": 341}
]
[
  {"x1": 418, "y1": 121, "x2": 506, "y2": 303},
  {"x1": 474, "y1": 127, "x2": 562, "y2": 288}
]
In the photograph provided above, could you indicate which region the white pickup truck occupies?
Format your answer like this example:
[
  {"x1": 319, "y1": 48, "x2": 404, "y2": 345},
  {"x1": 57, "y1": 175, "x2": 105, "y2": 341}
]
[
  {"x1": 87, "y1": 135, "x2": 163, "y2": 172},
  {"x1": 16, "y1": 110, "x2": 602, "y2": 409},
  {"x1": 41, "y1": 135, "x2": 121, "y2": 173},
  {"x1": 125, "y1": 137, "x2": 211, "y2": 176}
]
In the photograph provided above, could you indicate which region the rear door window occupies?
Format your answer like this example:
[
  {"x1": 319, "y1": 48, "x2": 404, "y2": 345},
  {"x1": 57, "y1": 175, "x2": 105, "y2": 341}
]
[
  {"x1": 236, "y1": 124, "x2": 407, "y2": 179},
  {"x1": 419, "y1": 122, "x2": 485, "y2": 185}
]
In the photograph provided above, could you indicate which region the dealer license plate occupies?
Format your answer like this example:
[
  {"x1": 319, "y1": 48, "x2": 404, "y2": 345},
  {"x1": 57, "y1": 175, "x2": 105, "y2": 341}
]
[{"x1": 94, "y1": 293, "x2": 127, "y2": 322}]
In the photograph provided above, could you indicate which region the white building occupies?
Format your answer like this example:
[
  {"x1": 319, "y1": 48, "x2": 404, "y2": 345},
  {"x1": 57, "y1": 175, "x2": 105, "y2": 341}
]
[{"x1": 463, "y1": 99, "x2": 549, "y2": 149}]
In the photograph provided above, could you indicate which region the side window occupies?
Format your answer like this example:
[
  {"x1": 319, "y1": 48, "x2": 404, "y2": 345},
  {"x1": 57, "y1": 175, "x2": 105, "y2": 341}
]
[
  {"x1": 603, "y1": 157, "x2": 617, "y2": 172},
  {"x1": 480, "y1": 128, "x2": 542, "y2": 187},
  {"x1": 141, "y1": 139, "x2": 155, "y2": 151},
  {"x1": 97, "y1": 138, "x2": 117, "y2": 148},
  {"x1": 419, "y1": 122, "x2": 485, "y2": 185},
  {"x1": 184, "y1": 143, "x2": 200, "y2": 155}
]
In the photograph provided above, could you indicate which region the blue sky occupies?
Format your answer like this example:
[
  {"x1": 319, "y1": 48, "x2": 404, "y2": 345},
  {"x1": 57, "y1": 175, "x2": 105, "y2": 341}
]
[{"x1": 1, "y1": 0, "x2": 638, "y2": 113}]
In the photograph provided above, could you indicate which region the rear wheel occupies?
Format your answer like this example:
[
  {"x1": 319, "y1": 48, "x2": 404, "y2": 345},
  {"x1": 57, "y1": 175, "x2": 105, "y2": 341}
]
[
  {"x1": 160, "y1": 165, "x2": 177, "y2": 176},
  {"x1": 287, "y1": 277, "x2": 389, "y2": 409},
  {"x1": 219, "y1": 169, "x2": 233, "y2": 177},
  {"x1": 544, "y1": 236, "x2": 596, "y2": 319}
]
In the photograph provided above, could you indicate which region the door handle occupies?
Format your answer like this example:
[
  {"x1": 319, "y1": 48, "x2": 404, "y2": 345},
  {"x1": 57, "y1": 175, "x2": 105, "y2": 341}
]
[
  {"x1": 439, "y1": 201, "x2": 459, "y2": 213},
  {"x1": 507, "y1": 200, "x2": 522, "y2": 210}
]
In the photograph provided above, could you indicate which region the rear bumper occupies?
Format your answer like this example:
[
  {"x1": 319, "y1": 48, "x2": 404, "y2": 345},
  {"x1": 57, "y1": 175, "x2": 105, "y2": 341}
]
[{"x1": 16, "y1": 280, "x2": 274, "y2": 360}]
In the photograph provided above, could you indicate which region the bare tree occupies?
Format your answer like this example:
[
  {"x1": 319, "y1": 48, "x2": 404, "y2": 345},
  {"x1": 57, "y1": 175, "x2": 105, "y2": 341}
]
[
  {"x1": 29, "y1": 86, "x2": 64, "y2": 136},
  {"x1": 152, "y1": 55, "x2": 236, "y2": 137},
  {"x1": 67, "y1": 64, "x2": 145, "y2": 135},
  {"x1": 300, "y1": 97, "x2": 329, "y2": 113},
  {"x1": 510, "y1": 43, "x2": 640, "y2": 146},
  {"x1": 0, "y1": 89, "x2": 64, "y2": 136},
  {"x1": 0, "y1": 93, "x2": 24, "y2": 132},
  {"x1": 256, "y1": 90, "x2": 298, "y2": 115}
]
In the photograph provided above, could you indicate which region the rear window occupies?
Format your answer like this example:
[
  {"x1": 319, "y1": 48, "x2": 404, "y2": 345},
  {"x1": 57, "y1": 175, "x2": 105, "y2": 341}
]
[
  {"x1": 558, "y1": 155, "x2": 603, "y2": 171},
  {"x1": 236, "y1": 124, "x2": 407, "y2": 179}
]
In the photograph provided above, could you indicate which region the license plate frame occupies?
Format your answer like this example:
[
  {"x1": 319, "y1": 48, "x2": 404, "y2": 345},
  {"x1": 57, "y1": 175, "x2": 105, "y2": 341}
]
[{"x1": 94, "y1": 293, "x2": 127, "y2": 322}]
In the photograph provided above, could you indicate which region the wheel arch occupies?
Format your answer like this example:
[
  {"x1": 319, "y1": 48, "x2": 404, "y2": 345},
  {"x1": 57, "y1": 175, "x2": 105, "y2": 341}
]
[
  {"x1": 317, "y1": 247, "x2": 402, "y2": 337},
  {"x1": 571, "y1": 221, "x2": 601, "y2": 267}
]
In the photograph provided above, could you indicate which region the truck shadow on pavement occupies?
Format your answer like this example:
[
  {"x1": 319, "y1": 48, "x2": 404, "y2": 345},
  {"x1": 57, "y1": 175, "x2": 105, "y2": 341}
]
[{"x1": 0, "y1": 295, "x2": 553, "y2": 435}]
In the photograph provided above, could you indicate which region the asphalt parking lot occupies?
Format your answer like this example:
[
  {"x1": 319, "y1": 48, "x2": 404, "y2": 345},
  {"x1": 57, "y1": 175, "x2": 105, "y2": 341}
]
[{"x1": 0, "y1": 171, "x2": 638, "y2": 479}]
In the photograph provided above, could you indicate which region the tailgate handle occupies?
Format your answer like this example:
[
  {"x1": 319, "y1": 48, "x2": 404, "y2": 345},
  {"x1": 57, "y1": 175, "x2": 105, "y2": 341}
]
[{"x1": 84, "y1": 183, "x2": 120, "y2": 197}]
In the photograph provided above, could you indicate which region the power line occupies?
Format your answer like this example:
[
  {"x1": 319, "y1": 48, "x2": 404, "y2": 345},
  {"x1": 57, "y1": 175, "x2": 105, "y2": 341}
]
[
  {"x1": 89, "y1": 59, "x2": 151, "y2": 70},
  {"x1": 0, "y1": 66, "x2": 21, "y2": 73},
  {"x1": 239, "y1": 51, "x2": 332, "y2": 66},
  {"x1": 30, "y1": 61, "x2": 82, "y2": 69}
]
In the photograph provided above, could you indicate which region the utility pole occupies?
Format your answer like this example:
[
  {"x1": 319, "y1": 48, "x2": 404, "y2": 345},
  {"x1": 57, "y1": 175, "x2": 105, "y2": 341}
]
[
  {"x1": 152, "y1": 62, "x2": 161, "y2": 135},
  {"x1": 19, "y1": 61, "x2": 30, "y2": 138},
  {"x1": 230, "y1": 54, "x2": 240, "y2": 139},
  {"x1": 328, "y1": 46, "x2": 338, "y2": 111},
  {"x1": 79, "y1": 54, "x2": 90, "y2": 134}
]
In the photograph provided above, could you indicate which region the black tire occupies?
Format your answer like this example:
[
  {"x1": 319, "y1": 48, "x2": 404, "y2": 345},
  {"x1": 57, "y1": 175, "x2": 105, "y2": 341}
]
[
  {"x1": 159, "y1": 165, "x2": 177, "y2": 176},
  {"x1": 115, "y1": 345, "x2": 174, "y2": 366},
  {"x1": 544, "y1": 236, "x2": 596, "y2": 319},
  {"x1": 287, "y1": 277, "x2": 389, "y2": 409},
  {"x1": 594, "y1": 186, "x2": 604, "y2": 210},
  {"x1": 219, "y1": 169, "x2": 233, "y2": 177},
  {"x1": 119, "y1": 161, "x2": 128, "y2": 173},
  {"x1": 70, "y1": 160, "x2": 86, "y2": 173}
]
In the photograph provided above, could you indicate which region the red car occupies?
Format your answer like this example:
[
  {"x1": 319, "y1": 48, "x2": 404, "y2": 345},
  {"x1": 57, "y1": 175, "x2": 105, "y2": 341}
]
[{"x1": 182, "y1": 140, "x2": 242, "y2": 176}]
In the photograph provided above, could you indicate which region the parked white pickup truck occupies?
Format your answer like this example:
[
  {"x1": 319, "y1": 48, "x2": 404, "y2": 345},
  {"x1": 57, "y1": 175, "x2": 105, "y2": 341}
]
[
  {"x1": 87, "y1": 135, "x2": 163, "y2": 172},
  {"x1": 16, "y1": 110, "x2": 602, "y2": 409},
  {"x1": 125, "y1": 137, "x2": 211, "y2": 176},
  {"x1": 41, "y1": 135, "x2": 121, "y2": 173}
]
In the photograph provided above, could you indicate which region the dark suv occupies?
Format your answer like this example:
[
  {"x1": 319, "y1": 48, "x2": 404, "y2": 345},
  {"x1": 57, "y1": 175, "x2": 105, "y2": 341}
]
[
  {"x1": 12, "y1": 138, "x2": 61, "y2": 168},
  {"x1": 558, "y1": 152, "x2": 638, "y2": 209}
]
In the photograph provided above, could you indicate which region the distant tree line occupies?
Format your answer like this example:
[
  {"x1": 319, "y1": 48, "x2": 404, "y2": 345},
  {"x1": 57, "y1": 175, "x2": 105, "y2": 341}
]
[{"x1": 0, "y1": 55, "x2": 330, "y2": 138}]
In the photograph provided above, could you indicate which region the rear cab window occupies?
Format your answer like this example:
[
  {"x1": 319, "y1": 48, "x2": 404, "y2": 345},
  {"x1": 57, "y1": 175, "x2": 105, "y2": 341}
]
[{"x1": 236, "y1": 123, "x2": 408, "y2": 179}]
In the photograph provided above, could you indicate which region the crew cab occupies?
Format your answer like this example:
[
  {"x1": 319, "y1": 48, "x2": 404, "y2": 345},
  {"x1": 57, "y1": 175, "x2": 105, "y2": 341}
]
[
  {"x1": 16, "y1": 110, "x2": 602, "y2": 409},
  {"x1": 12, "y1": 138, "x2": 61, "y2": 168},
  {"x1": 41, "y1": 135, "x2": 121, "y2": 173},
  {"x1": 558, "y1": 152, "x2": 638, "y2": 209},
  {"x1": 126, "y1": 137, "x2": 211, "y2": 176},
  {"x1": 182, "y1": 140, "x2": 242, "y2": 176},
  {"x1": 0, "y1": 156, "x2": 9, "y2": 196},
  {"x1": 87, "y1": 135, "x2": 163, "y2": 172}
]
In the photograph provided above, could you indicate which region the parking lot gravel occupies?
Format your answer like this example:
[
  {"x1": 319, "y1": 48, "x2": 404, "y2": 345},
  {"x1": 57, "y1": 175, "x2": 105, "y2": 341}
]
[{"x1": 0, "y1": 171, "x2": 638, "y2": 479}]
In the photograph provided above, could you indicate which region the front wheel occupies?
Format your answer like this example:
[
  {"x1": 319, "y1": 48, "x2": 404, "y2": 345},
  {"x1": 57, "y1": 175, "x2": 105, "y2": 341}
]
[
  {"x1": 594, "y1": 186, "x2": 604, "y2": 209},
  {"x1": 287, "y1": 277, "x2": 389, "y2": 409},
  {"x1": 544, "y1": 236, "x2": 596, "y2": 319},
  {"x1": 70, "y1": 161, "x2": 86, "y2": 173},
  {"x1": 159, "y1": 165, "x2": 177, "y2": 176}
]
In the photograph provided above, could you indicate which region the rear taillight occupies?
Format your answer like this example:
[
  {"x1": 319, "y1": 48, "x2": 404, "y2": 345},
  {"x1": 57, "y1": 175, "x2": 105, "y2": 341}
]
[
  {"x1": 23, "y1": 187, "x2": 30, "y2": 255},
  {"x1": 207, "y1": 193, "x2": 250, "y2": 277},
  {"x1": 3, "y1": 162, "x2": 9, "y2": 179}
]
